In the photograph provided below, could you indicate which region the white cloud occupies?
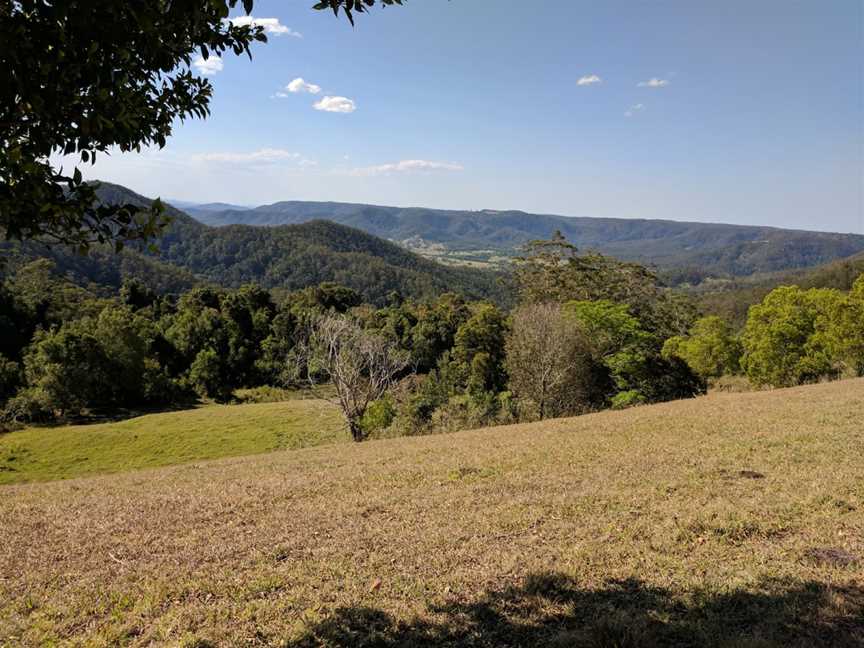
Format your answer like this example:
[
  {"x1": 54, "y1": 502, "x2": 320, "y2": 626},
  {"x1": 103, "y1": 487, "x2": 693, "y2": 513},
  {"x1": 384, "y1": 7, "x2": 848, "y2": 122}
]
[
  {"x1": 285, "y1": 78, "x2": 321, "y2": 94},
  {"x1": 624, "y1": 103, "x2": 645, "y2": 117},
  {"x1": 313, "y1": 96, "x2": 356, "y2": 113},
  {"x1": 229, "y1": 16, "x2": 301, "y2": 37},
  {"x1": 349, "y1": 159, "x2": 464, "y2": 177},
  {"x1": 577, "y1": 74, "x2": 602, "y2": 86},
  {"x1": 192, "y1": 54, "x2": 223, "y2": 75},
  {"x1": 194, "y1": 148, "x2": 315, "y2": 166},
  {"x1": 637, "y1": 78, "x2": 669, "y2": 88}
]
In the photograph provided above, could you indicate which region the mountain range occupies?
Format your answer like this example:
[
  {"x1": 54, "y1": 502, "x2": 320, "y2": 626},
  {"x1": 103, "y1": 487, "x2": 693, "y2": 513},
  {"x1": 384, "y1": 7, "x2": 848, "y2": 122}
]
[
  {"x1": 5, "y1": 182, "x2": 864, "y2": 311},
  {"x1": 184, "y1": 200, "x2": 864, "y2": 281},
  {"x1": 1, "y1": 184, "x2": 508, "y2": 306}
]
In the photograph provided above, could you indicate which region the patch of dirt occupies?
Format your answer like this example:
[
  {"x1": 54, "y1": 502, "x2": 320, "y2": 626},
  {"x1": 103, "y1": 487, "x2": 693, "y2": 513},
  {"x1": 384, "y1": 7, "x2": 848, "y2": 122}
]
[
  {"x1": 738, "y1": 470, "x2": 765, "y2": 479},
  {"x1": 805, "y1": 547, "x2": 859, "y2": 567}
]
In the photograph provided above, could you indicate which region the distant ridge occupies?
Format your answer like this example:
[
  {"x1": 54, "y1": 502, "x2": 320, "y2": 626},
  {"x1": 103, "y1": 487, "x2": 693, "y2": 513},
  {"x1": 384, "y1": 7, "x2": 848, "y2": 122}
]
[
  {"x1": 14, "y1": 183, "x2": 508, "y2": 306},
  {"x1": 188, "y1": 199, "x2": 864, "y2": 280},
  {"x1": 168, "y1": 200, "x2": 252, "y2": 213}
]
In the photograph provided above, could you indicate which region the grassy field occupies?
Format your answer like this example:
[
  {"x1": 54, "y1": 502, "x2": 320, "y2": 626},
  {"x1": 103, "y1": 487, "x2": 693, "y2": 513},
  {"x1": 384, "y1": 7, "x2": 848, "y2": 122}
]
[
  {"x1": 1, "y1": 379, "x2": 862, "y2": 646},
  {"x1": 0, "y1": 399, "x2": 345, "y2": 485}
]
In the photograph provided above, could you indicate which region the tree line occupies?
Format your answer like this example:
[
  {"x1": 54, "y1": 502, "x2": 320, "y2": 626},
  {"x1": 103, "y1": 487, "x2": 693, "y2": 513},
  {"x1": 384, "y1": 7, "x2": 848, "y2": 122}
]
[
  {"x1": 2, "y1": 233, "x2": 862, "y2": 439},
  {"x1": 666, "y1": 279, "x2": 864, "y2": 388}
]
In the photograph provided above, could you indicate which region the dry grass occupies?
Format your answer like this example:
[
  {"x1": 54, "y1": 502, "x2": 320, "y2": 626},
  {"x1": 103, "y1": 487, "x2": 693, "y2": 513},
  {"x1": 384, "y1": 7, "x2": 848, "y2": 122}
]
[{"x1": 1, "y1": 379, "x2": 863, "y2": 646}]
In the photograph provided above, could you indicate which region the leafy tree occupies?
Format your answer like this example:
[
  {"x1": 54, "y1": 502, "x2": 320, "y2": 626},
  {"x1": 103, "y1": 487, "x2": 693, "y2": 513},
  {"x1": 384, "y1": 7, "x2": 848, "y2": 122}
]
[
  {"x1": 162, "y1": 285, "x2": 275, "y2": 399},
  {"x1": 814, "y1": 274, "x2": 864, "y2": 376},
  {"x1": 451, "y1": 303, "x2": 509, "y2": 394},
  {"x1": 741, "y1": 286, "x2": 845, "y2": 387},
  {"x1": 3, "y1": 259, "x2": 106, "y2": 329},
  {"x1": 513, "y1": 232, "x2": 697, "y2": 339},
  {"x1": 257, "y1": 306, "x2": 300, "y2": 385},
  {"x1": 409, "y1": 294, "x2": 471, "y2": 372},
  {"x1": 0, "y1": 354, "x2": 20, "y2": 405},
  {"x1": 22, "y1": 322, "x2": 113, "y2": 416},
  {"x1": 188, "y1": 348, "x2": 228, "y2": 401},
  {"x1": 1, "y1": 1, "x2": 404, "y2": 251},
  {"x1": 662, "y1": 316, "x2": 742, "y2": 379},
  {"x1": 291, "y1": 282, "x2": 363, "y2": 314},
  {"x1": 1, "y1": 1, "x2": 267, "y2": 249},
  {"x1": 505, "y1": 302, "x2": 592, "y2": 420},
  {"x1": 564, "y1": 300, "x2": 655, "y2": 358},
  {"x1": 0, "y1": 283, "x2": 32, "y2": 360},
  {"x1": 19, "y1": 304, "x2": 167, "y2": 416},
  {"x1": 359, "y1": 395, "x2": 397, "y2": 437},
  {"x1": 514, "y1": 232, "x2": 660, "y2": 309},
  {"x1": 604, "y1": 350, "x2": 705, "y2": 404},
  {"x1": 564, "y1": 299, "x2": 704, "y2": 404},
  {"x1": 121, "y1": 279, "x2": 158, "y2": 311},
  {"x1": 92, "y1": 306, "x2": 153, "y2": 403},
  {"x1": 313, "y1": 0, "x2": 405, "y2": 25}
]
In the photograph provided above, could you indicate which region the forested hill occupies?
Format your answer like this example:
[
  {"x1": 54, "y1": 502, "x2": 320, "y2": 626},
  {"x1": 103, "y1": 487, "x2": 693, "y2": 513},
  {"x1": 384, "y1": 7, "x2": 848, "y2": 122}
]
[
  {"x1": 187, "y1": 200, "x2": 864, "y2": 278},
  {"x1": 695, "y1": 250, "x2": 864, "y2": 327},
  {"x1": 2, "y1": 184, "x2": 509, "y2": 306}
]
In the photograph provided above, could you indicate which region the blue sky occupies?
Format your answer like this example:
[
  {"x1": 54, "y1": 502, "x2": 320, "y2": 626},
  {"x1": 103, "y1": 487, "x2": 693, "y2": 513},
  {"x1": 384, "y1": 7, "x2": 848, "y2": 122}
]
[{"x1": 68, "y1": 0, "x2": 863, "y2": 233}]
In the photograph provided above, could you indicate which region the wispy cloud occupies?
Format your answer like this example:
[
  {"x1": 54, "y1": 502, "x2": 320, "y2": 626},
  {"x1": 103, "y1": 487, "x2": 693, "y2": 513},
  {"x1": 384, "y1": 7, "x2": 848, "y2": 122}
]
[
  {"x1": 313, "y1": 96, "x2": 356, "y2": 113},
  {"x1": 193, "y1": 148, "x2": 316, "y2": 166},
  {"x1": 637, "y1": 78, "x2": 669, "y2": 88},
  {"x1": 577, "y1": 74, "x2": 602, "y2": 86},
  {"x1": 229, "y1": 16, "x2": 302, "y2": 37},
  {"x1": 624, "y1": 103, "x2": 645, "y2": 117},
  {"x1": 192, "y1": 54, "x2": 223, "y2": 75},
  {"x1": 349, "y1": 159, "x2": 464, "y2": 177}
]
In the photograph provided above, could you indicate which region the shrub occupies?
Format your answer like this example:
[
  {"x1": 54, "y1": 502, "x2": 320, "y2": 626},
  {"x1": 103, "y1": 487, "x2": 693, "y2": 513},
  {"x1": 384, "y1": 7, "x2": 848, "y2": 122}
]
[
  {"x1": 2, "y1": 386, "x2": 55, "y2": 424},
  {"x1": 188, "y1": 348, "x2": 229, "y2": 401},
  {"x1": 610, "y1": 390, "x2": 646, "y2": 410},
  {"x1": 429, "y1": 392, "x2": 501, "y2": 434},
  {"x1": 0, "y1": 355, "x2": 21, "y2": 405},
  {"x1": 662, "y1": 315, "x2": 742, "y2": 379},
  {"x1": 360, "y1": 396, "x2": 397, "y2": 437}
]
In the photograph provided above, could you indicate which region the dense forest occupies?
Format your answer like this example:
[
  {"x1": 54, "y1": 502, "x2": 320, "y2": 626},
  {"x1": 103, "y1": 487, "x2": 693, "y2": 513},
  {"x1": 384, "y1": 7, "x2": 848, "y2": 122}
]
[
  {"x1": 1, "y1": 184, "x2": 509, "y2": 307},
  {"x1": 3, "y1": 227, "x2": 863, "y2": 440},
  {"x1": 0, "y1": 235, "x2": 704, "y2": 434},
  {"x1": 691, "y1": 251, "x2": 864, "y2": 326}
]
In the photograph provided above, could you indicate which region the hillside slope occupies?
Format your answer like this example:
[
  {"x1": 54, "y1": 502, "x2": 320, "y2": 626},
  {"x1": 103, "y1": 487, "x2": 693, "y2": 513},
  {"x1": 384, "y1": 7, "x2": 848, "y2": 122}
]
[
  {"x1": 695, "y1": 250, "x2": 864, "y2": 326},
  {"x1": 190, "y1": 200, "x2": 864, "y2": 278},
  {"x1": 0, "y1": 398, "x2": 344, "y2": 485},
  {"x1": 2, "y1": 379, "x2": 862, "y2": 646},
  {"x1": 3, "y1": 184, "x2": 509, "y2": 305}
]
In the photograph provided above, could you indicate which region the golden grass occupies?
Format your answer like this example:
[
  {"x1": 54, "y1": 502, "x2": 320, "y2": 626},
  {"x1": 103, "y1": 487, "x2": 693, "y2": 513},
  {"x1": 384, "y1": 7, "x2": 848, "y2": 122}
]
[{"x1": 1, "y1": 379, "x2": 863, "y2": 646}]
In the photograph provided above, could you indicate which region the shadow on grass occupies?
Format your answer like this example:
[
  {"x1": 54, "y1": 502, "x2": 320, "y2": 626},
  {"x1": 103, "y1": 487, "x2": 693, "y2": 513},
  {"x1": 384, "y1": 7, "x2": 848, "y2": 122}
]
[{"x1": 288, "y1": 573, "x2": 864, "y2": 647}]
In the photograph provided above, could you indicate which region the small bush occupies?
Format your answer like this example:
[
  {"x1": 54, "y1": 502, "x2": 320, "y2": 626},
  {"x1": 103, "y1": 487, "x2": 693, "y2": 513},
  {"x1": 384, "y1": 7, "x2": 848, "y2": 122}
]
[
  {"x1": 360, "y1": 395, "x2": 396, "y2": 437},
  {"x1": 0, "y1": 355, "x2": 21, "y2": 405},
  {"x1": 142, "y1": 358, "x2": 187, "y2": 405},
  {"x1": 234, "y1": 385, "x2": 297, "y2": 404},
  {"x1": 610, "y1": 390, "x2": 646, "y2": 410},
  {"x1": 2, "y1": 386, "x2": 56, "y2": 424},
  {"x1": 709, "y1": 375, "x2": 753, "y2": 393}
]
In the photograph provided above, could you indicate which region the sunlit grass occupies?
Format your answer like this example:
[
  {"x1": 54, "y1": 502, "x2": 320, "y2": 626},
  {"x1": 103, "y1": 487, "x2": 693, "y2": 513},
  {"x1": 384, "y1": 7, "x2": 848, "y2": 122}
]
[{"x1": 0, "y1": 399, "x2": 345, "y2": 485}]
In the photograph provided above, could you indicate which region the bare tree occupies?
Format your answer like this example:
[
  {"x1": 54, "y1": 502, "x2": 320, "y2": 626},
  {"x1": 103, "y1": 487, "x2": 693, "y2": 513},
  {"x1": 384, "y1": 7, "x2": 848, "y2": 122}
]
[
  {"x1": 505, "y1": 302, "x2": 592, "y2": 420},
  {"x1": 298, "y1": 314, "x2": 410, "y2": 441}
]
